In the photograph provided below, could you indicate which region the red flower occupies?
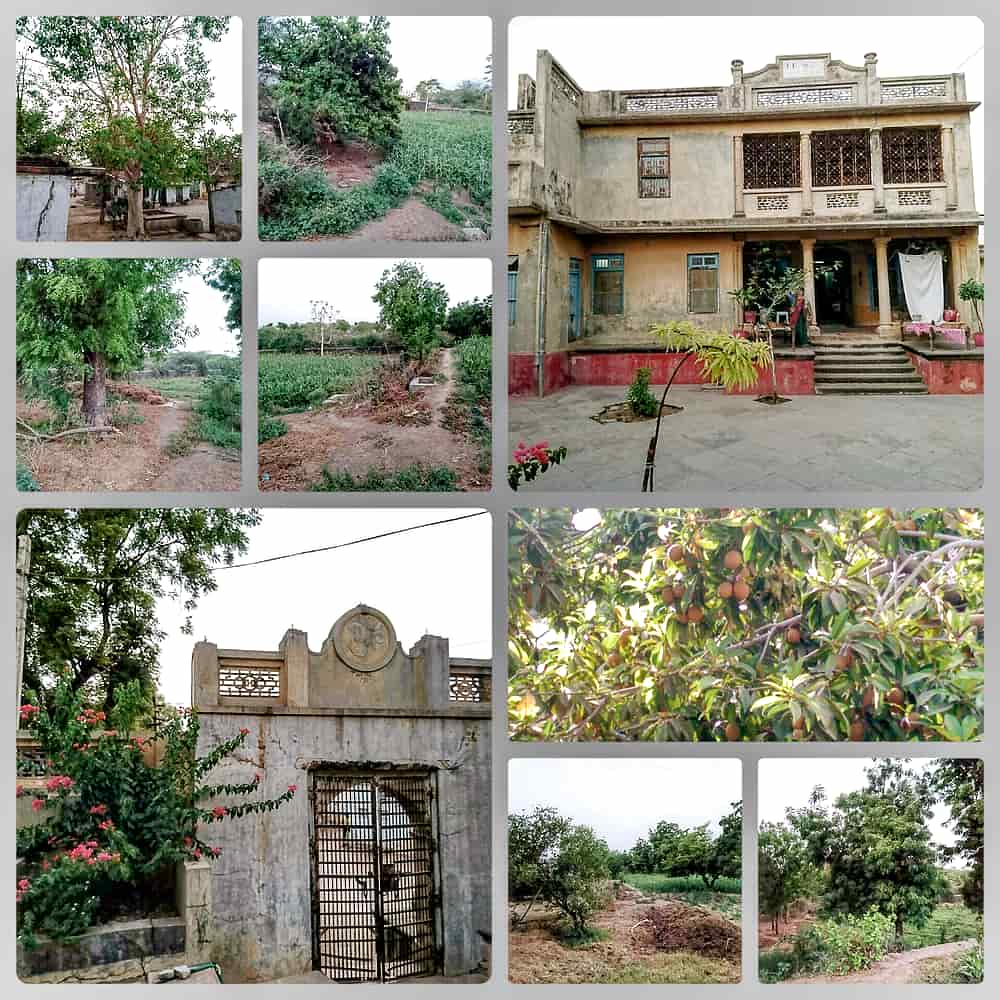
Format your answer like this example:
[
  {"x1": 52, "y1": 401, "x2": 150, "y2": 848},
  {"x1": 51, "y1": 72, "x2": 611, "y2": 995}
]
[
  {"x1": 31, "y1": 798, "x2": 44, "y2": 812},
  {"x1": 98, "y1": 819, "x2": 115, "y2": 831},
  {"x1": 210, "y1": 847, "x2": 221, "y2": 858},
  {"x1": 287, "y1": 784, "x2": 298, "y2": 793},
  {"x1": 193, "y1": 848, "x2": 202, "y2": 860},
  {"x1": 96, "y1": 852, "x2": 114, "y2": 862},
  {"x1": 15, "y1": 785, "x2": 24, "y2": 799},
  {"x1": 211, "y1": 806, "x2": 227, "y2": 819},
  {"x1": 45, "y1": 775, "x2": 73, "y2": 793},
  {"x1": 254, "y1": 773, "x2": 262, "y2": 784},
  {"x1": 17, "y1": 878, "x2": 30, "y2": 892},
  {"x1": 89, "y1": 804, "x2": 108, "y2": 816},
  {"x1": 239, "y1": 728, "x2": 250, "y2": 737},
  {"x1": 19, "y1": 704, "x2": 39, "y2": 722}
]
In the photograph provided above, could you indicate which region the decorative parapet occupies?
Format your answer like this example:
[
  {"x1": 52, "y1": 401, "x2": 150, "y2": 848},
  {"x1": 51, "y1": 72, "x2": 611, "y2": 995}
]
[
  {"x1": 622, "y1": 90, "x2": 722, "y2": 113},
  {"x1": 448, "y1": 658, "x2": 492, "y2": 704},
  {"x1": 881, "y1": 78, "x2": 953, "y2": 103},
  {"x1": 754, "y1": 85, "x2": 854, "y2": 108},
  {"x1": 507, "y1": 110, "x2": 536, "y2": 135}
]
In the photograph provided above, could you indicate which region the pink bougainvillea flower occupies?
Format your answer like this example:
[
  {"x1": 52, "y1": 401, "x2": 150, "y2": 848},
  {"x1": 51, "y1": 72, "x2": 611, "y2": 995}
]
[
  {"x1": 239, "y1": 727, "x2": 250, "y2": 737},
  {"x1": 254, "y1": 773, "x2": 262, "y2": 784},
  {"x1": 45, "y1": 775, "x2": 74, "y2": 793},
  {"x1": 287, "y1": 784, "x2": 298, "y2": 793},
  {"x1": 15, "y1": 785, "x2": 24, "y2": 798},
  {"x1": 19, "y1": 704, "x2": 39, "y2": 722},
  {"x1": 89, "y1": 804, "x2": 108, "y2": 816},
  {"x1": 98, "y1": 819, "x2": 115, "y2": 831},
  {"x1": 96, "y1": 852, "x2": 114, "y2": 862},
  {"x1": 211, "y1": 806, "x2": 227, "y2": 819},
  {"x1": 192, "y1": 848, "x2": 202, "y2": 860},
  {"x1": 210, "y1": 847, "x2": 221, "y2": 858},
  {"x1": 31, "y1": 798, "x2": 45, "y2": 812},
  {"x1": 17, "y1": 878, "x2": 30, "y2": 892}
]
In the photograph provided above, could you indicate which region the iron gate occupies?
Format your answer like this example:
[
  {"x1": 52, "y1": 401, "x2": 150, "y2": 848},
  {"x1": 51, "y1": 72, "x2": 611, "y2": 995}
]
[{"x1": 310, "y1": 770, "x2": 440, "y2": 982}]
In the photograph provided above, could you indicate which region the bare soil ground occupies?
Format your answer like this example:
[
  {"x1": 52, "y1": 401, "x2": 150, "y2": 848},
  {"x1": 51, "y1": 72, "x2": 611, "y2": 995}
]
[
  {"x1": 758, "y1": 908, "x2": 817, "y2": 950},
  {"x1": 17, "y1": 394, "x2": 239, "y2": 492},
  {"x1": 320, "y1": 139, "x2": 382, "y2": 188},
  {"x1": 258, "y1": 348, "x2": 488, "y2": 491},
  {"x1": 66, "y1": 198, "x2": 218, "y2": 242},
  {"x1": 783, "y1": 940, "x2": 977, "y2": 985},
  {"x1": 509, "y1": 896, "x2": 740, "y2": 985}
]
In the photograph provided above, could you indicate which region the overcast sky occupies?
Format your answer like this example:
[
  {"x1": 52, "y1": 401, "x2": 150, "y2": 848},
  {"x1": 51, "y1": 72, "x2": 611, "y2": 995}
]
[
  {"x1": 759, "y1": 758, "x2": 962, "y2": 851},
  {"x1": 508, "y1": 759, "x2": 741, "y2": 850},
  {"x1": 258, "y1": 258, "x2": 493, "y2": 326},
  {"x1": 509, "y1": 17, "x2": 984, "y2": 215},
  {"x1": 176, "y1": 264, "x2": 238, "y2": 355},
  {"x1": 155, "y1": 508, "x2": 491, "y2": 706}
]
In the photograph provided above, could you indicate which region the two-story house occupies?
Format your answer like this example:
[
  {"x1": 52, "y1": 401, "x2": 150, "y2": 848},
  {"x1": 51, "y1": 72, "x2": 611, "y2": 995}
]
[{"x1": 508, "y1": 51, "x2": 983, "y2": 396}]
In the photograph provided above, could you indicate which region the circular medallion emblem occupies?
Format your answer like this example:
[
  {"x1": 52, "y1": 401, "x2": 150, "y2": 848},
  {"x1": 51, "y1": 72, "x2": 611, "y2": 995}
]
[{"x1": 332, "y1": 607, "x2": 396, "y2": 673}]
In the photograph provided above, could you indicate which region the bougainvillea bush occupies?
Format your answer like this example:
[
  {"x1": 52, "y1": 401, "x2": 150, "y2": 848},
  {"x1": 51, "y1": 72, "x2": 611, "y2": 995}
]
[
  {"x1": 509, "y1": 508, "x2": 983, "y2": 742},
  {"x1": 16, "y1": 675, "x2": 294, "y2": 947}
]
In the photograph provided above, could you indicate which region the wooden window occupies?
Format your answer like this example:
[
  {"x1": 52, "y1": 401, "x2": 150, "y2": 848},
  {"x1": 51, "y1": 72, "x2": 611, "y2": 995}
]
[
  {"x1": 592, "y1": 254, "x2": 624, "y2": 315},
  {"x1": 507, "y1": 256, "x2": 518, "y2": 324},
  {"x1": 638, "y1": 138, "x2": 670, "y2": 198},
  {"x1": 743, "y1": 132, "x2": 800, "y2": 189},
  {"x1": 687, "y1": 253, "x2": 720, "y2": 314},
  {"x1": 812, "y1": 130, "x2": 871, "y2": 187},
  {"x1": 883, "y1": 127, "x2": 944, "y2": 184}
]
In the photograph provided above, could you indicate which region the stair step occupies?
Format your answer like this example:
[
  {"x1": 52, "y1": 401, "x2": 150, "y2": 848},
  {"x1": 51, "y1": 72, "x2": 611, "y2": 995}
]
[
  {"x1": 815, "y1": 382, "x2": 928, "y2": 394},
  {"x1": 816, "y1": 365, "x2": 916, "y2": 375},
  {"x1": 816, "y1": 375, "x2": 925, "y2": 385}
]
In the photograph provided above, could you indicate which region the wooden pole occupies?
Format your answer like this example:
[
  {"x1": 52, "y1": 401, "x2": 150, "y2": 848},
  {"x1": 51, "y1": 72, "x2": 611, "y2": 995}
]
[{"x1": 16, "y1": 534, "x2": 32, "y2": 728}]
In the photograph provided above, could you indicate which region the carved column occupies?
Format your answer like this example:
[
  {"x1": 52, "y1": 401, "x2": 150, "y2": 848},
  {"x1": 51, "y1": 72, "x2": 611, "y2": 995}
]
[
  {"x1": 733, "y1": 135, "x2": 745, "y2": 217},
  {"x1": 942, "y1": 127, "x2": 958, "y2": 211},
  {"x1": 801, "y1": 238, "x2": 820, "y2": 335},
  {"x1": 870, "y1": 128, "x2": 886, "y2": 214},
  {"x1": 800, "y1": 131, "x2": 813, "y2": 216},
  {"x1": 873, "y1": 236, "x2": 895, "y2": 338}
]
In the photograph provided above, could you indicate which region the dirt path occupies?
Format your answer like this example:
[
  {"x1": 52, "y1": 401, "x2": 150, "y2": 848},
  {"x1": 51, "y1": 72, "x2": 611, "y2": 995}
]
[
  {"x1": 784, "y1": 940, "x2": 977, "y2": 984},
  {"x1": 338, "y1": 197, "x2": 468, "y2": 241},
  {"x1": 259, "y1": 348, "x2": 486, "y2": 491},
  {"x1": 17, "y1": 397, "x2": 240, "y2": 492}
]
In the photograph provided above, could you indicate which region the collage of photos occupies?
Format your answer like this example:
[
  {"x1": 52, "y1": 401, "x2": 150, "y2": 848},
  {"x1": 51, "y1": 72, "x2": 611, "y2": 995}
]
[{"x1": 8, "y1": 7, "x2": 988, "y2": 995}]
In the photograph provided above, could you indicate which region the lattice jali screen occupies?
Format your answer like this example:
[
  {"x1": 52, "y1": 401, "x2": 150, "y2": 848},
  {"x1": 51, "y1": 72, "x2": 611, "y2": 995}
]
[
  {"x1": 624, "y1": 92, "x2": 720, "y2": 112},
  {"x1": 883, "y1": 128, "x2": 944, "y2": 185},
  {"x1": 507, "y1": 113, "x2": 534, "y2": 135},
  {"x1": 897, "y1": 188, "x2": 933, "y2": 207},
  {"x1": 881, "y1": 81, "x2": 948, "y2": 102},
  {"x1": 826, "y1": 191, "x2": 860, "y2": 209},
  {"x1": 756, "y1": 194, "x2": 790, "y2": 211},
  {"x1": 551, "y1": 66, "x2": 581, "y2": 106},
  {"x1": 218, "y1": 663, "x2": 282, "y2": 698},
  {"x1": 756, "y1": 86, "x2": 853, "y2": 108},
  {"x1": 743, "y1": 133, "x2": 800, "y2": 190},
  {"x1": 449, "y1": 671, "x2": 491, "y2": 703},
  {"x1": 812, "y1": 131, "x2": 871, "y2": 187}
]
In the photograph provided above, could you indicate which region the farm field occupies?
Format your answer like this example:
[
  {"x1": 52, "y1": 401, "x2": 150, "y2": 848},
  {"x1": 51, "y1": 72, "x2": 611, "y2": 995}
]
[
  {"x1": 259, "y1": 112, "x2": 492, "y2": 241},
  {"x1": 16, "y1": 375, "x2": 241, "y2": 492},
  {"x1": 257, "y1": 345, "x2": 490, "y2": 492}
]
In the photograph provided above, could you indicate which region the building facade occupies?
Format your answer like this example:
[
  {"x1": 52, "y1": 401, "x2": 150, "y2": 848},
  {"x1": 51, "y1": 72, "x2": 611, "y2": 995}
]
[{"x1": 508, "y1": 51, "x2": 983, "y2": 395}]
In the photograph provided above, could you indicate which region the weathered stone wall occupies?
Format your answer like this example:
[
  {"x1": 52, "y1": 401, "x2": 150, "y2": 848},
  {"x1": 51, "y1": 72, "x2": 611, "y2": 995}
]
[
  {"x1": 209, "y1": 185, "x2": 241, "y2": 239},
  {"x1": 16, "y1": 173, "x2": 71, "y2": 241},
  {"x1": 195, "y1": 708, "x2": 490, "y2": 983}
]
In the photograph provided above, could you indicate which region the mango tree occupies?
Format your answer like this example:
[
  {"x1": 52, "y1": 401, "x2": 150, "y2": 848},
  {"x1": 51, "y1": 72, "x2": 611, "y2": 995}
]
[
  {"x1": 18, "y1": 16, "x2": 231, "y2": 239},
  {"x1": 509, "y1": 507, "x2": 983, "y2": 742}
]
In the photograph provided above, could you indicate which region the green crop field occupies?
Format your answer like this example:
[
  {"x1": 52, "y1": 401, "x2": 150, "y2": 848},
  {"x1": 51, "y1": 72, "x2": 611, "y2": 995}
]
[
  {"x1": 454, "y1": 335, "x2": 492, "y2": 402},
  {"x1": 622, "y1": 874, "x2": 742, "y2": 895},
  {"x1": 258, "y1": 353, "x2": 382, "y2": 413}
]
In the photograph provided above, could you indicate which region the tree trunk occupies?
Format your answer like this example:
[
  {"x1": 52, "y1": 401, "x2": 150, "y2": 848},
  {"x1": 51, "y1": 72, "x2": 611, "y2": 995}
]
[
  {"x1": 82, "y1": 350, "x2": 110, "y2": 427},
  {"x1": 125, "y1": 172, "x2": 145, "y2": 240},
  {"x1": 895, "y1": 912, "x2": 904, "y2": 942},
  {"x1": 206, "y1": 181, "x2": 216, "y2": 235}
]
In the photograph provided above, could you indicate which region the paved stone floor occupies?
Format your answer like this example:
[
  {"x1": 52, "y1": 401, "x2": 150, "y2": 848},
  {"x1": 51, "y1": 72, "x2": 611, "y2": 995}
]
[{"x1": 509, "y1": 386, "x2": 983, "y2": 493}]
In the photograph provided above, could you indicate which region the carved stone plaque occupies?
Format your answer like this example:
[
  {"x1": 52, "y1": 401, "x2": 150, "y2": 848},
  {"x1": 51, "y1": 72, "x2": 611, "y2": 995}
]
[
  {"x1": 332, "y1": 606, "x2": 396, "y2": 673},
  {"x1": 781, "y1": 58, "x2": 826, "y2": 80}
]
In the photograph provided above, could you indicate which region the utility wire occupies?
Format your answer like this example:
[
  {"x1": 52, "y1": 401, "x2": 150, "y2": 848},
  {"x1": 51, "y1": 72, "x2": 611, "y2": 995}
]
[{"x1": 953, "y1": 44, "x2": 983, "y2": 72}]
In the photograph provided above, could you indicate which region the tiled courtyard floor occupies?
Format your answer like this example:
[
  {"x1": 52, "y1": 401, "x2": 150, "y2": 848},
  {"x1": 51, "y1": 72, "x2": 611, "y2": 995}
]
[{"x1": 509, "y1": 386, "x2": 983, "y2": 492}]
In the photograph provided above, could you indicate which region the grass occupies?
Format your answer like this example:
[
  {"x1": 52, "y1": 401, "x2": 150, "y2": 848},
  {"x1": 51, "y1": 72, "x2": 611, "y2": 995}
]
[
  {"x1": 311, "y1": 465, "x2": 458, "y2": 492},
  {"x1": 259, "y1": 111, "x2": 491, "y2": 240},
  {"x1": 622, "y1": 873, "x2": 741, "y2": 895},
  {"x1": 142, "y1": 376, "x2": 208, "y2": 403},
  {"x1": 258, "y1": 353, "x2": 381, "y2": 414},
  {"x1": 900, "y1": 904, "x2": 982, "y2": 950},
  {"x1": 16, "y1": 464, "x2": 40, "y2": 492},
  {"x1": 454, "y1": 335, "x2": 491, "y2": 402},
  {"x1": 553, "y1": 925, "x2": 610, "y2": 948},
  {"x1": 604, "y1": 954, "x2": 740, "y2": 984}
]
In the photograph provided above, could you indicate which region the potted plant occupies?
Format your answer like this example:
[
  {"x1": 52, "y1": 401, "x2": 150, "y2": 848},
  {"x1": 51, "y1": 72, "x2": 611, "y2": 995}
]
[
  {"x1": 959, "y1": 278, "x2": 984, "y2": 347},
  {"x1": 727, "y1": 285, "x2": 759, "y2": 325}
]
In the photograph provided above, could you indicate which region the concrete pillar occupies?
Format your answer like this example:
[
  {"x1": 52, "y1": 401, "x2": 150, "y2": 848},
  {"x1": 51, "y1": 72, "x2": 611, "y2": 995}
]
[
  {"x1": 733, "y1": 239, "x2": 745, "y2": 326},
  {"x1": 176, "y1": 860, "x2": 213, "y2": 964},
  {"x1": 731, "y1": 59, "x2": 744, "y2": 109},
  {"x1": 801, "y1": 238, "x2": 820, "y2": 335},
  {"x1": 948, "y1": 235, "x2": 965, "y2": 315},
  {"x1": 864, "y1": 52, "x2": 879, "y2": 104},
  {"x1": 279, "y1": 629, "x2": 310, "y2": 707},
  {"x1": 870, "y1": 128, "x2": 886, "y2": 214},
  {"x1": 733, "y1": 135, "x2": 745, "y2": 217},
  {"x1": 191, "y1": 642, "x2": 220, "y2": 709},
  {"x1": 873, "y1": 236, "x2": 895, "y2": 338},
  {"x1": 800, "y1": 131, "x2": 813, "y2": 216},
  {"x1": 411, "y1": 635, "x2": 451, "y2": 707},
  {"x1": 942, "y1": 127, "x2": 958, "y2": 211}
]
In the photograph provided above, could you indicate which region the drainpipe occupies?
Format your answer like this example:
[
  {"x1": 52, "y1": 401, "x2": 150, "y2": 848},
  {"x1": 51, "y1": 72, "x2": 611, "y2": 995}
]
[{"x1": 534, "y1": 220, "x2": 550, "y2": 397}]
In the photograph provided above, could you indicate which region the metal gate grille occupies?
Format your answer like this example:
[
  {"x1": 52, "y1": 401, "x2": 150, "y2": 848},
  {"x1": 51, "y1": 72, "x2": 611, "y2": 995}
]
[{"x1": 311, "y1": 771, "x2": 438, "y2": 982}]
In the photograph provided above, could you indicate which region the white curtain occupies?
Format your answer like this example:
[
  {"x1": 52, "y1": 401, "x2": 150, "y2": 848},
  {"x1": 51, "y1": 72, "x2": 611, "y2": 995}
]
[{"x1": 898, "y1": 252, "x2": 944, "y2": 324}]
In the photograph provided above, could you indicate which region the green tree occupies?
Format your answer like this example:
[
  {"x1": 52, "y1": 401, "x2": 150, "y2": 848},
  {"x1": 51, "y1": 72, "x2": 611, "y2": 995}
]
[
  {"x1": 259, "y1": 16, "x2": 404, "y2": 149},
  {"x1": 509, "y1": 507, "x2": 984, "y2": 742},
  {"x1": 930, "y1": 758, "x2": 983, "y2": 912},
  {"x1": 758, "y1": 821, "x2": 822, "y2": 935},
  {"x1": 18, "y1": 508, "x2": 260, "y2": 712},
  {"x1": 18, "y1": 16, "x2": 232, "y2": 238},
  {"x1": 414, "y1": 78, "x2": 441, "y2": 103},
  {"x1": 508, "y1": 806, "x2": 611, "y2": 934},
  {"x1": 17, "y1": 258, "x2": 195, "y2": 426},
  {"x1": 187, "y1": 128, "x2": 243, "y2": 234},
  {"x1": 443, "y1": 295, "x2": 492, "y2": 340},
  {"x1": 373, "y1": 261, "x2": 448, "y2": 365},
  {"x1": 204, "y1": 259, "x2": 243, "y2": 341},
  {"x1": 704, "y1": 800, "x2": 743, "y2": 887},
  {"x1": 16, "y1": 53, "x2": 67, "y2": 157},
  {"x1": 824, "y1": 760, "x2": 945, "y2": 940}
]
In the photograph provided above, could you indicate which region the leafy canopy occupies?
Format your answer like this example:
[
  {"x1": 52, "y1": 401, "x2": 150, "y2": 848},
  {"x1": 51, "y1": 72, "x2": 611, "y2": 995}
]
[
  {"x1": 373, "y1": 261, "x2": 449, "y2": 364},
  {"x1": 509, "y1": 508, "x2": 983, "y2": 742}
]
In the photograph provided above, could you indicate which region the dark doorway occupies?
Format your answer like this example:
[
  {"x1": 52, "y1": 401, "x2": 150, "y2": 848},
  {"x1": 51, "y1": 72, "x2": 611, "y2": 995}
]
[{"x1": 814, "y1": 245, "x2": 854, "y2": 325}]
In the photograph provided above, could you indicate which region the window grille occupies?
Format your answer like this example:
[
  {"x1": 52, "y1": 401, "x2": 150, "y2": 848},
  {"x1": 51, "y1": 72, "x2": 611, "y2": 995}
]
[
  {"x1": 507, "y1": 257, "x2": 518, "y2": 324},
  {"x1": 898, "y1": 189, "x2": 933, "y2": 207},
  {"x1": 638, "y1": 138, "x2": 670, "y2": 198},
  {"x1": 687, "y1": 254, "x2": 720, "y2": 314},
  {"x1": 881, "y1": 81, "x2": 947, "y2": 102},
  {"x1": 812, "y1": 131, "x2": 871, "y2": 187},
  {"x1": 883, "y1": 128, "x2": 943, "y2": 185},
  {"x1": 743, "y1": 133, "x2": 800, "y2": 190},
  {"x1": 218, "y1": 663, "x2": 282, "y2": 698},
  {"x1": 592, "y1": 254, "x2": 624, "y2": 315},
  {"x1": 449, "y1": 671, "x2": 491, "y2": 703},
  {"x1": 625, "y1": 93, "x2": 720, "y2": 112}
]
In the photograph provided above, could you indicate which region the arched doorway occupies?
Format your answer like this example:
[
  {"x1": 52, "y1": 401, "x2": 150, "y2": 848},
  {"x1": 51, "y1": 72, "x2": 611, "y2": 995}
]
[
  {"x1": 311, "y1": 770, "x2": 439, "y2": 982},
  {"x1": 813, "y1": 245, "x2": 854, "y2": 326}
]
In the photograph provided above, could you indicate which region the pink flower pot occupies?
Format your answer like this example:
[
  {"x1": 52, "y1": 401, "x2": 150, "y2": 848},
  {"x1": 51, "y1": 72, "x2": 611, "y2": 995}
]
[
  {"x1": 942, "y1": 308, "x2": 959, "y2": 322},
  {"x1": 974, "y1": 332, "x2": 984, "y2": 348}
]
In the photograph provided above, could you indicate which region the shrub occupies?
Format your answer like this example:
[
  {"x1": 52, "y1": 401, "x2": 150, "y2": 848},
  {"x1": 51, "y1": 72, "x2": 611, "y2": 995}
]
[
  {"x1": 16, "y1": 464, "x2": 41, "y2": 492},
  {"x1": 258, "y1": 416, "x2": 288, "y2": 443},
  {"x1": 623, "y1": 873, "x2": 741, "y2": 895},
  {"x1": 455, "y1": 335, "x2": 492, "y2": 402},
  {"x1": 312, "y1": 465, "x2": 458, "y2": 492},
  {"x1": 957, "y1": 942, "x2": 984, "y2": 983},
  {"x1": 194, "y1": 362, "x2": 241, "y2": 451},
  {"x1": 626, "y1": 367, "x2": 659, "y2": 417},
  {"x1": 791, "y1": 909, "x2": 894, "y2": 976}
]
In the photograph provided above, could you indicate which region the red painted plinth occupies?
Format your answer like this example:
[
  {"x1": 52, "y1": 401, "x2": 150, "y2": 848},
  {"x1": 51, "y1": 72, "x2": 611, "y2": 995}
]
[
  {"x1": 728, "y1": 360, "x2": 815, "y2": 396},
  {"x1": 569, "y1": 352, "x2": 705, "y2": 386},
  {"x1": 908, "y1": 353, "x2": 984, "y2": 394},
  {"x1": 508, "y1": 353, "x2": 572, "y2": 396}
]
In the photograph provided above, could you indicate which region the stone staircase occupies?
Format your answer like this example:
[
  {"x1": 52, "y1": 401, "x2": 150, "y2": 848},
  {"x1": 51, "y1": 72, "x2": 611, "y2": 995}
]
[{"x1": 812, "y1": 339, "x2": 928, "y2": 395}]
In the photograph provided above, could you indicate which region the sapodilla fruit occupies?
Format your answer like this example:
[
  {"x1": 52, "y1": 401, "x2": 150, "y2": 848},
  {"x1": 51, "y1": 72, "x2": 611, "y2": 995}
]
[
  {"x1": 673, "y1": 583, "x2": 686, "y2": 600},
  {"x1": 886, "y1": 686, "x2": 906, "y2": 707},
  {"x1": 849, "y1": 718, "x2": 866, "y2": 741},
  {"x1": 725, "y1": 721, "x2": 741, "y2": 741},
  {"x1": 668, "y1": 544, "x2": 685, "y2": 564},
  {"x1": 686, "y1": 605, "x2": 705, "y2": 624},
  {"x1": 836, "y1": 649, "x2": 855, "y2": 671},
  {"x1": 661, "y1": 586, "x2": 675, "y2": 604},
  {"x1": 733, "y1": 580, "x2": 751, "y2": 602},
  {"x1": 607, "y1": 650, "x2": 623, "y2": 668},
  {"x1": 617, "y1": 629, "x2": 632, "y2": 650},
  {"x1": 785, "y1": 627, "x2": 802, "y2": 645},
  {"x1": 675, "y1": 611, "x2": 689, "y2": 624},
  {"x1": 723, "y1": 549, "x2": 743, "y2": 571},
  {"x1": 862, "y1": 686, "x2": 876, "y2": 710},
  {"x1": 718, "y1": 581, "x2": 734, "y2": 600}
]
